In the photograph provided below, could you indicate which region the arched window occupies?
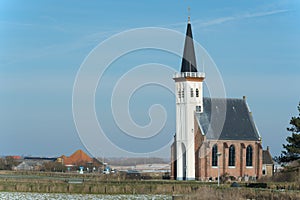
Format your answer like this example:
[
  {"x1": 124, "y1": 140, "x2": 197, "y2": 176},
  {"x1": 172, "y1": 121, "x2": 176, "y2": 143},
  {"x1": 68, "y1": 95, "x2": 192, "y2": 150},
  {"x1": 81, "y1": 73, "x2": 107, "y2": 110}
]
[
  {"x1": 228, "y1": 145, "x2": 235, "y2": 166},
  {"x1": 190, "y1": 88, "x2": 194, "y2": 97},
  {"x1": 246, "y1": 145, "x2": 253, "y2": 166},
  {"x1": 196, "y1": 88, "x2": 199, "y2": 97},
  {"x1": 212, "y1": 144, "x2": 218, "y2": 166}
]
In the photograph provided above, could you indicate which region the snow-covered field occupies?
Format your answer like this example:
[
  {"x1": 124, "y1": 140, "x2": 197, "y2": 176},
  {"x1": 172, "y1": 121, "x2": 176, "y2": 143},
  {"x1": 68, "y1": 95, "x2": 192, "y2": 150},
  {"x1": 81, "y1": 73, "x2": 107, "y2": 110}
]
[{"x1": 0, "y1": 192, "x2": 171, "y2": 200}]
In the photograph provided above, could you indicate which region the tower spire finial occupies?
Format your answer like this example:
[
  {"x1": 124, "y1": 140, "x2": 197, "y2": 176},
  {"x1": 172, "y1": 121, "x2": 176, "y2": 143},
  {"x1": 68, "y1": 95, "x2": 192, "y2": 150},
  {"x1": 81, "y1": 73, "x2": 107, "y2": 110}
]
[{"x1": 188, "y1": 7, "x2": 191, "y2": 23}]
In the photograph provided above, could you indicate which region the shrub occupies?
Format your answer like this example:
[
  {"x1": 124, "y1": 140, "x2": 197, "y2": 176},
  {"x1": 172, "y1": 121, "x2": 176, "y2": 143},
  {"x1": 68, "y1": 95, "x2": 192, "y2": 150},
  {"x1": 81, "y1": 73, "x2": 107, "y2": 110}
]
[{"x1": 246, "y1": 182, "x2": 267, "y2": 188}]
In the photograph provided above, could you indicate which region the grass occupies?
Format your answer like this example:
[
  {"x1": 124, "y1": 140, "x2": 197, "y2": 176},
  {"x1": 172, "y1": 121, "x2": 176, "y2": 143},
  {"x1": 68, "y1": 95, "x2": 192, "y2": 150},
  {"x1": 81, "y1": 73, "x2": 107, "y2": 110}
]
[{"x1": 0, "y1": 170, "x2": 299, "y2": 199}]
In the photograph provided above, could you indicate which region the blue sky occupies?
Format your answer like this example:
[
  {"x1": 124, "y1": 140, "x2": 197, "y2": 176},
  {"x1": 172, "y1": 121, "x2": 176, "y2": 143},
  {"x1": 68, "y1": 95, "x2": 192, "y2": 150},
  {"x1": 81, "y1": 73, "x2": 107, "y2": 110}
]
[{"x1": 0, "y1": 0, "x2": 299, "y2": 158}]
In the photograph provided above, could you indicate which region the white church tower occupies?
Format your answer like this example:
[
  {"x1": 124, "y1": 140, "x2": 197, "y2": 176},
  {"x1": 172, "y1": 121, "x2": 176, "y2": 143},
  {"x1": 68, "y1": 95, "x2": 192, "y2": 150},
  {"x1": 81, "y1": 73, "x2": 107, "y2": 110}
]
[{"x1": 173, "y1": 17, "x2": 205, "y2": 180}]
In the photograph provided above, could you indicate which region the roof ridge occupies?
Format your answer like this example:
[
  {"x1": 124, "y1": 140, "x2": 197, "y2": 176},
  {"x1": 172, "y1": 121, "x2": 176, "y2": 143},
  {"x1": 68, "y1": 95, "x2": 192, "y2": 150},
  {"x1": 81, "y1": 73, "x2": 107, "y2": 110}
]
[{"x1": 203, "y1": 97, "x2": 245, "y2": 100}]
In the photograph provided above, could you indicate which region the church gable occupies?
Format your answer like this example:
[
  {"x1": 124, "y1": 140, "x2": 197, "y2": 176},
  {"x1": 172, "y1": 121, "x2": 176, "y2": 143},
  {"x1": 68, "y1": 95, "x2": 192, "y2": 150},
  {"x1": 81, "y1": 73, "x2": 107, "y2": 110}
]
[{"x1": 196, "y1": 97, "x2": 261, "y2": 141}]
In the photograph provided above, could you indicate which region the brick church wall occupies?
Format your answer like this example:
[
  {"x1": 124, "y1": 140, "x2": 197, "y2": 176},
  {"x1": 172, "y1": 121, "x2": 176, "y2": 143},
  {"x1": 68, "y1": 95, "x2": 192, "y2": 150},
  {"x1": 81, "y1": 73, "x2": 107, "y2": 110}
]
[
  {"x1": 194, "y1": 125, "x2": 263, "y2": 180},
  {"x1": 171, "y1": 121, "x2": 263, "y2": 181}
]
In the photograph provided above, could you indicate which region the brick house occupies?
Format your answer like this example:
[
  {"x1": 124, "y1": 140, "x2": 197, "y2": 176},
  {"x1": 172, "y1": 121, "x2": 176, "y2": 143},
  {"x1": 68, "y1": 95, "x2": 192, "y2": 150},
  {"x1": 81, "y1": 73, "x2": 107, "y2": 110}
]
[{"x1": 171, "y1": 17, "x2": 270, "y2": 181}]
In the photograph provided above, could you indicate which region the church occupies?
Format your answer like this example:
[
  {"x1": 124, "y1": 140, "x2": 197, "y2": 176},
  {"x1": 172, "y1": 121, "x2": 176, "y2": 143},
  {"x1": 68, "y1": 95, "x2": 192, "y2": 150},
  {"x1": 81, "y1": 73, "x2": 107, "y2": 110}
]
[{"x1": 171, "y1": 17, "x2": 272, "y2": 181}]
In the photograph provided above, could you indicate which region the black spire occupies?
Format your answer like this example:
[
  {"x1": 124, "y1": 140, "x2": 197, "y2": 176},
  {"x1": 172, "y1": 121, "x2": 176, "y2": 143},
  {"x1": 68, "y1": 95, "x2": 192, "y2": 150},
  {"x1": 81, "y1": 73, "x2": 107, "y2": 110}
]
[{"x1": 181, "y1": 19, "x2": 197, "y2": 72}]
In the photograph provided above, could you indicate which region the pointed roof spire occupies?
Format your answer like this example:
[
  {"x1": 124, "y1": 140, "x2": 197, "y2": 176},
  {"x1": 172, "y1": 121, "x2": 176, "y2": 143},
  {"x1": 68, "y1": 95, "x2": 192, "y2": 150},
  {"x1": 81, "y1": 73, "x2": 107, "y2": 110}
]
[{"x1": 181, "y1": 16, "x2": 197, "y2": 73}]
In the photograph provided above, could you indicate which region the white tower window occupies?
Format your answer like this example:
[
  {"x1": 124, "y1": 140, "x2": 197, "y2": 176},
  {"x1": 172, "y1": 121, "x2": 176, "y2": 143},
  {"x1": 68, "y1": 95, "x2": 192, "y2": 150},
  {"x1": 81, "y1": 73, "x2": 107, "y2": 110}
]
[
  {"x1": 196, "y1": 88, "x2": 199, "y2": 97},
  {"x1": 181, "y1": 89, "x2": 184, "y2": 98},
  {"x1": 196, "y1": 105, "x2": 201, "y2": 112},
  {"x1": 178, "y1": 90, "x2": 181, "y2": 98},
  {"x1": 190, "y1": 88, "x2": 194, "y2": 97}
]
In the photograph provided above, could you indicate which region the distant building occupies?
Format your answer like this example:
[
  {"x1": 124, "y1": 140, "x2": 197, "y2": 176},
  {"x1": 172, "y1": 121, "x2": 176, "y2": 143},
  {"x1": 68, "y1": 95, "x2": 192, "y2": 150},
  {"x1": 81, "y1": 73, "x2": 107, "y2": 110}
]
[
  {"x1": 171, "y1": 17, "x2": 270, "y2": 181},
  {"x1": 58, "y1": 149, "x2": 93, "y2": 166},
  {"x1": 6, "y1": 155, "x2": 22, "y2": 160},
  {"x1": 13, "y1": 157, "x2": 55, "y2": 171},
  {"x1": 57, "y1": 149, "x2": 102, "y2": 171},
  {"x1": 262, "y1": 146, "x2": 274, "y2": 177},
  {"x1": 14, "y1": 161, "x2": 38, "y2": 171}
]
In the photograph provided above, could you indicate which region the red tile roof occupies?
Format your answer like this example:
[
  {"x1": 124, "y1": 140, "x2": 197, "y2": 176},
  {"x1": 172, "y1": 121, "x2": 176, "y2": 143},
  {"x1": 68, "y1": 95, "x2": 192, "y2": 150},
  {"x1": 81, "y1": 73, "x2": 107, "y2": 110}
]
[{"x1": 60, "y1": 150, "x2": 93, "y2": 166}]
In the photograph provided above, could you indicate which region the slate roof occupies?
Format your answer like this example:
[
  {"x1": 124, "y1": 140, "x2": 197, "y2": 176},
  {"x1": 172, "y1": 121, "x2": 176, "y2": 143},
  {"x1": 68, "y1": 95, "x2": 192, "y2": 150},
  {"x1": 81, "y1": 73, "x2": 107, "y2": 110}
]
[
  {"x1": 263, "y1": 150, "x2": 274, "y2": 165},
  {"x1": 181, "y1": 20, "x2": 197, "y2": 73},
  {"x1": 195, "y1": 97, "x2": 261, "y2": 141}
]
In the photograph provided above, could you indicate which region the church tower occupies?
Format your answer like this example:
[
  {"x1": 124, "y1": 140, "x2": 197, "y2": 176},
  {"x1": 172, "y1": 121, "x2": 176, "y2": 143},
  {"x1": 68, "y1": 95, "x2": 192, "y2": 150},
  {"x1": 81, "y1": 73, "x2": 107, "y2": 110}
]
[{"x1": 173, "y1": 17, "x2": 205, "y2": 180}]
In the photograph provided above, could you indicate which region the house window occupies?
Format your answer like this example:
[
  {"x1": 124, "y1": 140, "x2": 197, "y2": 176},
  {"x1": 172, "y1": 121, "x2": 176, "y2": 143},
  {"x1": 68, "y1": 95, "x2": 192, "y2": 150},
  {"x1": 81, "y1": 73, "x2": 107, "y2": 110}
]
[
  {"x1": 190, "y1": 88, "x2": 194, "y2": 97},
  {"x1": 212, "y1": 144, "x2": 218, "y2": 166},
  {"x1": 196, "y1": 106, "x2": 201, "y2": 113},
  {"x1": 196, "y1": 88, "x2": 199, "y2": 97},
  {"x1": 246, "y1": 145, "x2": 253, "y2": 166},
  {"x1": 228, "y1": 145, "x2": 235, "y2": 166}
]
